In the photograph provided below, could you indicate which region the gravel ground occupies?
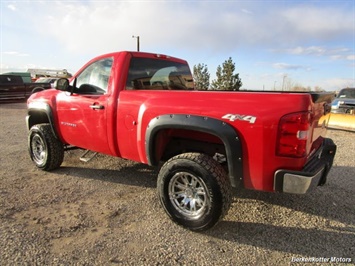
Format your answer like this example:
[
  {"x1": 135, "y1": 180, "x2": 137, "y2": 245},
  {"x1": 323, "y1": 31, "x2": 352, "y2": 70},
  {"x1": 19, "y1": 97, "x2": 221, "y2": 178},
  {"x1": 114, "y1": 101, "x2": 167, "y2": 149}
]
[{"x1": 0, "y1": 102, "x2": 354, "y2": 265}]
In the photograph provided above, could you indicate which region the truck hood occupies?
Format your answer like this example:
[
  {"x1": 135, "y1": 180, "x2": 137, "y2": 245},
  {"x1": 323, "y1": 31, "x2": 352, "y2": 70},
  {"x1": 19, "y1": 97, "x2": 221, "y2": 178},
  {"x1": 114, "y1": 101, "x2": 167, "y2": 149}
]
[{"x1": 29, "y1": 88, "x2": 58, "y2": 100}]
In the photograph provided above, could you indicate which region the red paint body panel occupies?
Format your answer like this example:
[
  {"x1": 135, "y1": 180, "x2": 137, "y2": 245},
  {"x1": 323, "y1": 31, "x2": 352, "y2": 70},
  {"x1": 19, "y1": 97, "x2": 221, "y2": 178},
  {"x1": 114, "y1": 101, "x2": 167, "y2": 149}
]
[{"x1": 27, "y1": 51, "x2": 332, "y2": 192}]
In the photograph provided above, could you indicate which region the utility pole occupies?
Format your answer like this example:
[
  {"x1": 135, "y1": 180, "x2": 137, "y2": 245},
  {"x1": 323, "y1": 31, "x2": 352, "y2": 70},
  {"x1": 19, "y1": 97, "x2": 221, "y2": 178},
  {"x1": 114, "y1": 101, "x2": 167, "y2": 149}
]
[
  {"x1": 282, "y1": 74, "x2": 287, "y2": 91},
  {"x1": 132, "y1": 35, "x2": 140, "y2": 52}
]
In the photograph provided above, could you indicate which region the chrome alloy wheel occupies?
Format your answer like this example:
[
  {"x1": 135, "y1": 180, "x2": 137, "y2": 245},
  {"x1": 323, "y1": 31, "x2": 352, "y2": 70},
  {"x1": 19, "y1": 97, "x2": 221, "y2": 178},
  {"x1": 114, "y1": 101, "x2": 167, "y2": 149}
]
[
  {"x1": 31, "y1": 133, "x2": 46, "y2": 165},
  {"x1": 168, "y1": 172, "x2": 211, "y2": 219}
]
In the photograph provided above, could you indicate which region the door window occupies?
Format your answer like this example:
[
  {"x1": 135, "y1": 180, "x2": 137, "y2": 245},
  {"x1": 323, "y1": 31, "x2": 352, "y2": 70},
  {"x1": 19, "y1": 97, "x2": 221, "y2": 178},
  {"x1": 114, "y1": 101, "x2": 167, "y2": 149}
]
[{"x1": 74, "y1": 57, "x2": 113, "y2": 94}]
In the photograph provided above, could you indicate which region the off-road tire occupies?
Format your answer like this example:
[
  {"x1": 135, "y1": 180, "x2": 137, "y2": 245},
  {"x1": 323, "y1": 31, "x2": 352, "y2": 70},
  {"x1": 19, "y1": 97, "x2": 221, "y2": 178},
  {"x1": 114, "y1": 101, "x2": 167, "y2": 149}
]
[
  {"x1": 157, "y1": 152, "x2": 232, "y2": 231},
  {"x1": 28, "y1": 123, "x2": 64, "y2": 171}
]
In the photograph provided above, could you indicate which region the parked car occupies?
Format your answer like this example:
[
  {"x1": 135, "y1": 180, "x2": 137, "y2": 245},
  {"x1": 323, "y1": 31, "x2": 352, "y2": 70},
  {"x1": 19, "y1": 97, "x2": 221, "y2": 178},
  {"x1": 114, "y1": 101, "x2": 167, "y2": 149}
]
[
  {"x1": 0, "y1": 74, "x2": 51, "y2": 100},
  {"x1": 331, "y1": 88, "x2": 355, "y2": 114}
]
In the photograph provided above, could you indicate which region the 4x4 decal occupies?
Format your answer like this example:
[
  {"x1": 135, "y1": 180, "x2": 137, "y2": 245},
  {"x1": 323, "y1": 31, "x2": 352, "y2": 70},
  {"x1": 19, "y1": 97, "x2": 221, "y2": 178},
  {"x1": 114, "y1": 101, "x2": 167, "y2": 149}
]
[{"x1": 222, "y1": 114, "x2": 257, "y2": 124}]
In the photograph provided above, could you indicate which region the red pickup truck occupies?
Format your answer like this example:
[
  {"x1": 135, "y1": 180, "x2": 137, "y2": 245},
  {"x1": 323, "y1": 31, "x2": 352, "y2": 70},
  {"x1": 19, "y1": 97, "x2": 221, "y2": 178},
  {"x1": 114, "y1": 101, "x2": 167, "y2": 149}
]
[{"x1": 26, "y1": 51, "x2": 336, "y2": 231}]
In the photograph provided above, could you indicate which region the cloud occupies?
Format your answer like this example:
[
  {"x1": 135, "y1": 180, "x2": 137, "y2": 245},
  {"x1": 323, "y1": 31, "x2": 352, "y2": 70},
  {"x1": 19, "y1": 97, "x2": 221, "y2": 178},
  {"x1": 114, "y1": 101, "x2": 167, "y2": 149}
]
[
  {"x1": 1, "y1": 0, "x2": 353, "y2": 91},
  {"x1": 40, "y1": 1, "x2": 192, "y2": 53},
  {"x1": 3, "y1": 51, "x2": 18, "y2": 55},
  {"x1": 287, "y1": 46, "x2": 327, "y2": 56},
  {"x1": 241, "y1": 8, "x2": 253, "y2": 15},
  {"x1": 275, "y1": 46, "x2": 353, "y2": 62},
  {"x1": 273, "y1": 63, "x2": 307, "y2": 71},
  {"x1": 7, "y1": 4, "x2": 16, "y2": 11},
  {"x1": 24, "y1": 1, "x2": 353, "y2": 56},
  {"x1": 281, "y1": 6, "x2": 353, "y2": 40},
  {"x1": 319, "y1": 78, "x2": 355, "y2": 90},
  {"x1": 329, "y1": 54, "x2": 355, "y2": 61},
  {"x1": 3, "y1": 51, "x2": 30, "y2": 57}
]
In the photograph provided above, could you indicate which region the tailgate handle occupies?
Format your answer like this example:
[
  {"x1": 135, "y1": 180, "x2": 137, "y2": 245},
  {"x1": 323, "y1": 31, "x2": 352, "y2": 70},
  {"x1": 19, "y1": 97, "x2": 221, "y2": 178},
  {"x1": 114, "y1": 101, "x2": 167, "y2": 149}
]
[{"x1": 90, "y1": 104, "x2": 104, "y2": 110}]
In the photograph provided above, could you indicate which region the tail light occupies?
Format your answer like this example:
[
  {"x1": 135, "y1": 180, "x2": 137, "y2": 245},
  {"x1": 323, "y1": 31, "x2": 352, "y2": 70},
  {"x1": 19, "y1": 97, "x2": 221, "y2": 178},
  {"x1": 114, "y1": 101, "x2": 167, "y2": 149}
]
[
  {"x1": 276, "y1": 111, "x2": 312, "y2": 158},
  {"x1": 155, "y1": 54, "x2": 170, "y2": 59}
]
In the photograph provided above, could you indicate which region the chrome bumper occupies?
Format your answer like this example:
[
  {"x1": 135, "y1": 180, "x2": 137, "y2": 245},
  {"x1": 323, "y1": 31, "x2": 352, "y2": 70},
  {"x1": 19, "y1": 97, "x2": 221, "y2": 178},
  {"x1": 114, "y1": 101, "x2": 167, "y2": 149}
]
[{"x1": 274, "y1": 138, "x2": 336, "y2": 194}]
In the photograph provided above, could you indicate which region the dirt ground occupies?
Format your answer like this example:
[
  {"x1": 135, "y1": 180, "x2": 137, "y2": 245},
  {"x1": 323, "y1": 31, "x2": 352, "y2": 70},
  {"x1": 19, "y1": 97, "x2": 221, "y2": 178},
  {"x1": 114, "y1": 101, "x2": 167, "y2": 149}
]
[{"x1": 0, "y1": 102, "x2": 354, "y2": 265}]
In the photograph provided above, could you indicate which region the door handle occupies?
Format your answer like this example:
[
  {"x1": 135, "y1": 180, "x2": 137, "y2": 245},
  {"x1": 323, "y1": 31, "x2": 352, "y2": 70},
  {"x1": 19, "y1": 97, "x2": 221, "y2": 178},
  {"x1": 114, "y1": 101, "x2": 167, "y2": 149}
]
[{"x1": 89, "y1": 104, "x2": 104, "y2": 110}]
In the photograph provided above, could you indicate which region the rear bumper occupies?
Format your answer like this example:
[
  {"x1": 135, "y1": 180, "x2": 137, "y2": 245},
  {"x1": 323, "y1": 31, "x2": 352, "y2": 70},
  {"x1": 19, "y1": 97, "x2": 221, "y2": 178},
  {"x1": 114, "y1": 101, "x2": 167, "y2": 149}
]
[{"x1": 274, "y1": 138, "x2": 336, "y2": 194}]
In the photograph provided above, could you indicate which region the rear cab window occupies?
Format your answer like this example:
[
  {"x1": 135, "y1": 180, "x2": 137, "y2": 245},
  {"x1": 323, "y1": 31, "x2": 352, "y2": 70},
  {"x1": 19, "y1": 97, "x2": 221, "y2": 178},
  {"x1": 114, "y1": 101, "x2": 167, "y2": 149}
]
[{"x1": 126, "y1": 57, "x2": 194, "y2": 90}]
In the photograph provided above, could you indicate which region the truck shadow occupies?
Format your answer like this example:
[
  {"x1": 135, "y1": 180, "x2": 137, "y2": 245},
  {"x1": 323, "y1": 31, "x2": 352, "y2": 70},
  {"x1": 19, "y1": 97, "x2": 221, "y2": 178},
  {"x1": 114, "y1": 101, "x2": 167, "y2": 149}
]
[
  {"x1": 231, "y1": 165, "x2": 354, "y2": 226},
  {"x1": 204, "y1": 165, "x2": 354, "y2": 258},
  {"x1": 55, "y1": 163, "x2": 354, "y2": 257},
  {"x1": 55, "y1": 163, "x2": 354, "y2": 226},
  {"x1": 56, "y1": 163, "x2": 157, "y2": 189},
  {"x1": 208, "y1": 221, "x2": 354, "y2": 259}
]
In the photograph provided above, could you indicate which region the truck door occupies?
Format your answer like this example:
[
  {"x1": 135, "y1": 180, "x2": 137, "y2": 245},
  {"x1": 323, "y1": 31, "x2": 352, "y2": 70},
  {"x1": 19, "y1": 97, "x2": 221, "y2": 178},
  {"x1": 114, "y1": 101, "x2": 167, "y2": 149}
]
[{"x1": 56, "y1": 57, "x2": 113, "y2": 155}]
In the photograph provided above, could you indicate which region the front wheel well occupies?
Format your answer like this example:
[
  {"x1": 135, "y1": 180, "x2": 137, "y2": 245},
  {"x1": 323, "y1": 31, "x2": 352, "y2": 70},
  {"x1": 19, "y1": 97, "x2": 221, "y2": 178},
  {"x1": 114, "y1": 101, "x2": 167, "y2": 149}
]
[
  {"x1": 27, "y1": 111, "x2": 50, "y2": 130},
  {"x1": 27, "y1": 109, "x2": 60, "y2": 141}
]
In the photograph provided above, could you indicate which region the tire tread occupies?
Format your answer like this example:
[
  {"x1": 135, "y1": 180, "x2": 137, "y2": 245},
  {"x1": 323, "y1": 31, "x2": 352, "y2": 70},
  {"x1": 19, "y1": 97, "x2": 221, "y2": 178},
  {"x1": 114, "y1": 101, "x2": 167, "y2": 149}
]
[
  {"x1": 29, "y1": 124, "x2": 64, "y2": 171},
  {"x1": 158, "y1": 152, "x2": 233, "y2": 231}
]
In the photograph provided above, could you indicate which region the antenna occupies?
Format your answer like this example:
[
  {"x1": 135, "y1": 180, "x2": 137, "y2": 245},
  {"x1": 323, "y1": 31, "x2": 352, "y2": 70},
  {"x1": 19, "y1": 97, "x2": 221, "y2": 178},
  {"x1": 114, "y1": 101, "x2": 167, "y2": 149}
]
[{"x1": 132, "y1": 35, "x2": 140, "y2": 52}]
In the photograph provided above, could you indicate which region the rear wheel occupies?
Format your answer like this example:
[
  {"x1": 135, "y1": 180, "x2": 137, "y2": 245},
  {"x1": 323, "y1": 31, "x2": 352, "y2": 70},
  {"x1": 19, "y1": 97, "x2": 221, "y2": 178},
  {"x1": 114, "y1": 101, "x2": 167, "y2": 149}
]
[
  {"x1": 157, "y1": 152, "x2": 232, "y2": 231},
  {"x1": 28, "y1": 124, "x2": 64, "y2": 170}
]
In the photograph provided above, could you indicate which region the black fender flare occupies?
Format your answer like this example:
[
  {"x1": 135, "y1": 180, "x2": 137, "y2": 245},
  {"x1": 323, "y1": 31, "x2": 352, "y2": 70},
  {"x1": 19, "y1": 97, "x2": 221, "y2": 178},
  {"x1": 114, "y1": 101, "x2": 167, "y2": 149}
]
[
  {"x1": 26, "y1": 102, "x2": 59, "y2": 139},
  {"x1": 145, "y1": 114, "x2": 243, "y2": 187}
]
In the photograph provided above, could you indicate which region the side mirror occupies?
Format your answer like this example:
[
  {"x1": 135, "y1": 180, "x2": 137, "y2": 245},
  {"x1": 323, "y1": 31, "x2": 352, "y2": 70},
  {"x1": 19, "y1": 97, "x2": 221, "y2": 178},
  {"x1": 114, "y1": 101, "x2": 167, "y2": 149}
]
[{"x1": 55, "y1": 78, "x2": 70, "y2": 91}]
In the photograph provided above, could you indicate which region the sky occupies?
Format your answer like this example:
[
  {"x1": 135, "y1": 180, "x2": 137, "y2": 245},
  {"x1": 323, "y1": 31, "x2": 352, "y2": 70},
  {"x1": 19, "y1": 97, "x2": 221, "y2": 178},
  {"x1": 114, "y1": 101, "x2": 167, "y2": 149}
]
[{"x1": 0, "y1": 0, "x2": 354, "y2": 91}]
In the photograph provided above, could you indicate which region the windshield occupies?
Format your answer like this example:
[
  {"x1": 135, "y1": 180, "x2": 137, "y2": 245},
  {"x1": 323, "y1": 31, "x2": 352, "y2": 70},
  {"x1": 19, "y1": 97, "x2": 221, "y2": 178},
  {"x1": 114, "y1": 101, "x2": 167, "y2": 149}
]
[
  {"x1": 338, "y1": 88, "x2": 355, "y2": 99},
  {"x1": 126, "y1": 57, "x2": 194, "y2": 90}
]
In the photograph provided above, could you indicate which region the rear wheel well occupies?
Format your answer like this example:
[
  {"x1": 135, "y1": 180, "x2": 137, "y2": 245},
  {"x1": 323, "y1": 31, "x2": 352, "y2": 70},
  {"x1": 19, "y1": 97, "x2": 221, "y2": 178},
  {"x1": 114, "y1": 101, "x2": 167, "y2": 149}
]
[
  {"x1": 162, "y1": 137, "x2": 226, "y2": 161},
  {"x1": 152, "y1": 129, "x2": 228, "y2": 170},
  {"x1": 145, "y1": 115, "x2": 243, "y2": 187}
]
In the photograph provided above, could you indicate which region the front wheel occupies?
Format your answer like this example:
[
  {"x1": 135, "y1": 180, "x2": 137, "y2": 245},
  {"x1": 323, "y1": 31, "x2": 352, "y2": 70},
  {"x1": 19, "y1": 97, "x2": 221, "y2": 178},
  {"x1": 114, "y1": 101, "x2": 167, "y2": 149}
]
[
  {"x1": 157, "y1": 152, "x2": 232, "y2": 231},
  {"x1": 28, "y1": 124, "x2": 64, "y2": 171}
]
